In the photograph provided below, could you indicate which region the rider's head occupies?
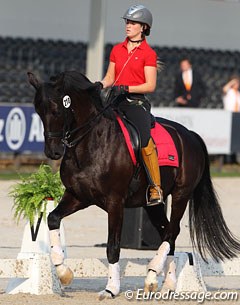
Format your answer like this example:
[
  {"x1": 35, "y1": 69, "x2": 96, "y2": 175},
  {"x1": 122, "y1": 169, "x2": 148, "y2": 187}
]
[{"x1": 122, "y1": 4, "x2": 153, "y2": 37}]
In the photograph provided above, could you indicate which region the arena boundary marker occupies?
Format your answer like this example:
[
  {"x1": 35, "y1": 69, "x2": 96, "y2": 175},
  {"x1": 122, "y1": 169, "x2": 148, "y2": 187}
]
[{"x1": 0, "y1": 199, "x2": 239, "y2": 295}]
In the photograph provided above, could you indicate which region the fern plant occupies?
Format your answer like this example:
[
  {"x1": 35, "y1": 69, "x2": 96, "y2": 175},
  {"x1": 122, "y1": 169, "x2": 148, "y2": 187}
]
[{"x1": 9, "y1": 164, "x2": 64, "y2": 225}]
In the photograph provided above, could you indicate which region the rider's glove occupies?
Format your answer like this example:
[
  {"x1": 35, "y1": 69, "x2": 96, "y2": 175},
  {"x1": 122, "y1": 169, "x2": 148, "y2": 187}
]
[
  {"x1": 94, "y1": 81, "x2": 104, "y2": 94},
  {"x1": 112, "y1": 85, "x2": 129, "y2": 96}
]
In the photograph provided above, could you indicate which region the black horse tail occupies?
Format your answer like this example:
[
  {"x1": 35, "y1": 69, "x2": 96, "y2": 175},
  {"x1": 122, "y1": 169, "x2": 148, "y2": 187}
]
[{"x1": 189, "y1": 132, "x2": 240, "y2": 262}]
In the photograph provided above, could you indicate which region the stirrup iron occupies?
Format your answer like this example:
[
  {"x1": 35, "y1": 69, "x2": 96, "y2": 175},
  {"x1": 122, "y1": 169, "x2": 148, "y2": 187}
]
[{"x1": 145, "y1": 185, "x2": 164, "y2": 207}]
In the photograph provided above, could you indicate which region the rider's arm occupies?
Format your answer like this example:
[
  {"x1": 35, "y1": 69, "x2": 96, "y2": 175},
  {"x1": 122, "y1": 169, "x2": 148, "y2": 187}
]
[
  {"x1": 128, "y1": 66, "x2": 157, "y2": 94},
  {"x1": 101, "y1": 62, "x2": 115, "y2": 88}
]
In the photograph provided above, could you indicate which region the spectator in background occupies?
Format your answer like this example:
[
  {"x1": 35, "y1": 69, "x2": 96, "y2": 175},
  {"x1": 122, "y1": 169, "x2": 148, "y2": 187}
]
[
  {"x1": 174, "y1": 58, "x2": 206, "y2": 108},
  {"x1": 222, "y1": 76, "x2": 240, "y2": 112},
  {"x1": 222, "y1": 76, "x2": 240, "y2": 164}
]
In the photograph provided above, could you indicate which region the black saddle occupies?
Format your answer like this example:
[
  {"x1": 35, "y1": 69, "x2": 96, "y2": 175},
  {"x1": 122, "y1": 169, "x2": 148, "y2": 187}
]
[{"x1": 119, "y1": 113, "x2": 156, "y2": 159}]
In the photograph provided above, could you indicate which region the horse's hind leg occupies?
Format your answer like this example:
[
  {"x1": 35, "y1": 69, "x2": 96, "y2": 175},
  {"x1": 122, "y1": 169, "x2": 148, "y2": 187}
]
[
  {"x1": 161, "y1": 195, "x2": 189, "y2": 292},
  {"x1": 48, "y1": 190, "x2": 87, "y2": 286},
  {"x1": 144, "y1": 204, "x2": 169, "y2": 239},
  {"x1": 144, "y1": 204, "x2": 170, "y2": 293},
  {"x1": 145, "y1": 196, "x2": 189, "y2": 292}
]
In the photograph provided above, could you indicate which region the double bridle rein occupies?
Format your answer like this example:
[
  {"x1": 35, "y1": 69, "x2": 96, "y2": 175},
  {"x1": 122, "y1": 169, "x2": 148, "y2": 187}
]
[{"x1": 44, "y1": 99, "x2": 113, "y2": 148}]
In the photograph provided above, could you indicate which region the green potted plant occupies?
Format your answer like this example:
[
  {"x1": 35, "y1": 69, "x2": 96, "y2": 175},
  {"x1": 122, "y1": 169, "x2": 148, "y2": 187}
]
[{"x1": 9, "y1": 164, "x2": 64, "y2": 225}]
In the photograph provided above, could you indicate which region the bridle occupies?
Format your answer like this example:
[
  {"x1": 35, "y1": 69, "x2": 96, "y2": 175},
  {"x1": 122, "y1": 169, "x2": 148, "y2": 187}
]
[{"x1": 44, "y1": 96, "x2": 114, "y2": 148}]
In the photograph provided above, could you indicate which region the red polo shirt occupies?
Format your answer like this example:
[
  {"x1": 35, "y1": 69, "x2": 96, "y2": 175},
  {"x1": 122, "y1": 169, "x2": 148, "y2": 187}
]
[{"x1": 110, "y1": 38, "x2": 157, "y2": 86}]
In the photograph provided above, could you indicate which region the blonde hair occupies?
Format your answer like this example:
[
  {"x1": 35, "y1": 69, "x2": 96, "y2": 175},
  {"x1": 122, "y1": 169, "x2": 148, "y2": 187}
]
[{"x1": 229, "y1": 75, "x2": 240, "y2": 82}]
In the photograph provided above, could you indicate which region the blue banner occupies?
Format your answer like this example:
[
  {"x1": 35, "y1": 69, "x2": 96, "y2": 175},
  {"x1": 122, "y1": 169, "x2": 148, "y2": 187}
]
[{"x1": 0, "y1": 104, "x2": 44, "y2": 152}]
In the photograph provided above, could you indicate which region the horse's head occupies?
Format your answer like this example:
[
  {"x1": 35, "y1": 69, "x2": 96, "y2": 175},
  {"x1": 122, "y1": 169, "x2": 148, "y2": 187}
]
[
  {"x1": 28, "y1": 72, "x2": 66, "y2": 159},
  {"x1": 28, "y1": 71, "x2": 105, "y2": 160}
]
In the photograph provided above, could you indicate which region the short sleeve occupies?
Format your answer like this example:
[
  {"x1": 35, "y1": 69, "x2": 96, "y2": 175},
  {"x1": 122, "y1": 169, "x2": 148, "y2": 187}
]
[
  {"x1": 110, "y1": 46, "x2": 117, "y2": 63},
  {"x1": 145, "y1": 49, "x2": 157, "y2": 67}
]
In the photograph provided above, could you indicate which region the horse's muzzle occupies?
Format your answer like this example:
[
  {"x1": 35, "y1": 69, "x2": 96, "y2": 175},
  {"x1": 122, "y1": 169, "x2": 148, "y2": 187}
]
[{"x1": 44, "y1": 143, "x2": 64, "y2": 160}]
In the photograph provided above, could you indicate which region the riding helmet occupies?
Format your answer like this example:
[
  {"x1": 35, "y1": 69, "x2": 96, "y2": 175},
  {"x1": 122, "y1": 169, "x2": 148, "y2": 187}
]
[{"x1": 122, "y1": 4, "x2": 153, "y2": 28}]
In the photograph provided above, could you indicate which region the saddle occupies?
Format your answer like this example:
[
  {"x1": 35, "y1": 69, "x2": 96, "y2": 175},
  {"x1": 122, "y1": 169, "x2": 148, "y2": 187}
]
[{"x1": 116, "y1": 114, "x2": 179, "y2": 168}]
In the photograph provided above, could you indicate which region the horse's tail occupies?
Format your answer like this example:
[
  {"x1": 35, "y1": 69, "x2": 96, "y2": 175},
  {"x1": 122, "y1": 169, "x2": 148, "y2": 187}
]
[{"x1": 189, "y1": 132, "x2": 240, "y2": 262}]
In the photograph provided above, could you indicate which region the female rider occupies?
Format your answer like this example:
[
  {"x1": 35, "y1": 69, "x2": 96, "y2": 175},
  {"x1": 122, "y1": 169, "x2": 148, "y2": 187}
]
[{"x1": 101, "y1": 4, "x2": 163, "y2": 206}]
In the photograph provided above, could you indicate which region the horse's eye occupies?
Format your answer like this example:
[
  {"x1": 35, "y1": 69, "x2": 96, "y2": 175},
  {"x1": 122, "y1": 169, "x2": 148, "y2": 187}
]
[{"x1": 49, "y1": 100, "x2": 61, "y2": 116}]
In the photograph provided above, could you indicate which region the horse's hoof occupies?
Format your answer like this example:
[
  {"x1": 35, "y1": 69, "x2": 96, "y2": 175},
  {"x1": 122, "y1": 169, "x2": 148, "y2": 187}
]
[
  {"x1": 56, "y1": 264, "x2": 74, "y2": 286},
  {"x1": 98, "y1": 289, "x2": 115, "y2": 300},
  {"x1": 161, "y1": 280, "x2": 176, "y2": 292},
  {"x1": 144, "y1": 281, "x2": 158, "y2": 293}
]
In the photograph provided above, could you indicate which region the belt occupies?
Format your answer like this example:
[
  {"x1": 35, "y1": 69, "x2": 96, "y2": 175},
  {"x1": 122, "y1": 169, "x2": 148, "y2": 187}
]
[
  {"x1": 127, "y1": 93, "x2": 145, "y2": 100},
  {"x1": 126, "y1": 97, "x2": 145, "y2": 106}
]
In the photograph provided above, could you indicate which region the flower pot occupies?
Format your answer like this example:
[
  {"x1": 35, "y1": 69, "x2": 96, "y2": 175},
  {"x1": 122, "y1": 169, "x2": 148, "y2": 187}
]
[{"x1": 17, "y1": 199, "x2": 66, "y2": 259}]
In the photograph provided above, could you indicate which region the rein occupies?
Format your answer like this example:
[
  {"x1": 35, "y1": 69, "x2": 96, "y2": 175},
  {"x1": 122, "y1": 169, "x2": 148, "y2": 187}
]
[
  {"x1": 61, "y1": 106, "x2": 108, "y2": 148},
  {"x1": 44, "y1": 96, "x2": 115, "y2": 148}
]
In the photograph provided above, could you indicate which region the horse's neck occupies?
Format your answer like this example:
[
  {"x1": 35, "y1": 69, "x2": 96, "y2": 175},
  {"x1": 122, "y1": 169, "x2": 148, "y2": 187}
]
[
  {"x1": 86, "y1": 116, "x2": 117, "y2": 148},
  {"x1": 62, "y1": 116, "x2": 118, "y2": 175},
  {"x1": 73, "y1": 101, "x2": 97, "y2": 127},
  {"x1": 66, "y1": 114, "x2": 117, "y2": 153}
]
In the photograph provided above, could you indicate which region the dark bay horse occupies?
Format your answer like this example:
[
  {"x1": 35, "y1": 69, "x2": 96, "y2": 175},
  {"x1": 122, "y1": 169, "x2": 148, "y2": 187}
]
[{"x1": 28, "y1": 71, "x2": 240, "y2": 297}]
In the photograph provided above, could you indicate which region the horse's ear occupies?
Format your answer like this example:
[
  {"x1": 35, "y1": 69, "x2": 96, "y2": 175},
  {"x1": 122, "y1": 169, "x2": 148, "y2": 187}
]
[{"x1": 27, "y1": 72, "x2": 41, "y2": 90}]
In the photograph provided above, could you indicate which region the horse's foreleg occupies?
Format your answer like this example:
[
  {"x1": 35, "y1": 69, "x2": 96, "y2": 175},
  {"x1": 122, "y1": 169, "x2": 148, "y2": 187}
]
[
  {"x1": 48, "y1": 191, "x2": 85, "y2": 286},
  {"x1": 49, "y1": 229, "x2": 73, "y2": 285},
  {"x1": 99, "y1": 261, "x2": 120, "y2": 299},
  {"x1": 99, "y1": 203, "x2": 123, "y2": 299}
]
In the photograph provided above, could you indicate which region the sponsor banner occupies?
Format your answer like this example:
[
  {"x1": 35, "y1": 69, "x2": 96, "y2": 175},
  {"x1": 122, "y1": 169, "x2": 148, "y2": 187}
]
[
  {"x1": 0, "y1": 105, "x2": 235, "y2": 154},
  {"x1": 231, "y1": 113, "x2": 240, "y2": 153},
  {"x1": 152, "y1": 108, "x2": 232, "y2": 154},
  {"x1": 0, "y1": 104, "x2": 44, "y2": 152}
]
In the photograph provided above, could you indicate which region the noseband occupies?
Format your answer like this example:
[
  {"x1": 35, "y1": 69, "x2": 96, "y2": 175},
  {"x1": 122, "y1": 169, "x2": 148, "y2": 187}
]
[{"x1": 44, "y1": 131, "x2": 63, "y2": 138}]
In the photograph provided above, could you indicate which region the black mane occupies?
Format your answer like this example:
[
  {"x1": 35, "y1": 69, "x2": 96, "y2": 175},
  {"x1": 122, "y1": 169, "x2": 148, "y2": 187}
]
[{"x1": 50, "y1": 71, "x2": 114, "y2": 118}]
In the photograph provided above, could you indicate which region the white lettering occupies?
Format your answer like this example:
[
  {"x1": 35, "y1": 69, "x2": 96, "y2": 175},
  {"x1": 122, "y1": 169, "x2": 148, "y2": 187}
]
[
  {"x1": 28, "y1": 113, "x2": 44, "y2": 142},
  {"x1": 5, "y1": 107, "x2": 26, "y2": 150},
  {"x1": 0, "y1": 119, "x2": 4, "y2": 141}
]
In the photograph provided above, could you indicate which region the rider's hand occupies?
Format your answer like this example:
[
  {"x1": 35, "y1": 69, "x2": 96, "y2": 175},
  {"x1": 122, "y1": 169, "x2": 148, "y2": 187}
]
[
  {"x1": 94, "y1": 81, "x2": 104, "y2": 93},
  {"x1": 112, "y1": 85, "x2": 129, "y2": 95}
]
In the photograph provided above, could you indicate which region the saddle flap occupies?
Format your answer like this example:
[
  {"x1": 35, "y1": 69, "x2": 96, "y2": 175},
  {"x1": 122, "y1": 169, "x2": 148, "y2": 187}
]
[{"x1": 116, "y1": 115, "x2": 139, "y2": 164}]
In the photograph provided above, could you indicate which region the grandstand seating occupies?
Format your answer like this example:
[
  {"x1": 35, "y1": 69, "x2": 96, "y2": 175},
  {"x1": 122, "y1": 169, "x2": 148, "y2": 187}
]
[{"x1": 0, "y1": 36, "x2": 240, "y2": 108}]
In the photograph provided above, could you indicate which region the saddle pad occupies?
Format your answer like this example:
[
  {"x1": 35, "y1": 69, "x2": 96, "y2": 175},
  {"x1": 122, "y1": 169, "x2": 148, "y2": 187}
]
[
  {"x1": 116, "y1": 116, "x2": 179, "y2": 167},
  {"x1": 151, "y1": 122, "x2": 179, "y2": 167}
]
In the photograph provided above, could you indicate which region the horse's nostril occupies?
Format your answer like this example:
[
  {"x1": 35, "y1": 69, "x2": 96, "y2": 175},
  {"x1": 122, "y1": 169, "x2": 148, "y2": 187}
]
[{"x1": 54, "y1": 152, "x2": 62, "y2": 160}]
